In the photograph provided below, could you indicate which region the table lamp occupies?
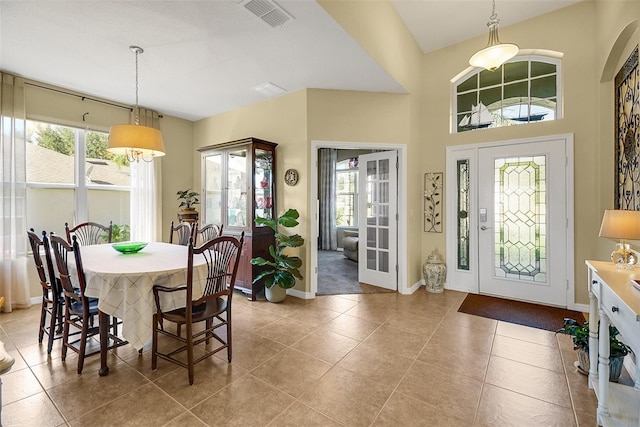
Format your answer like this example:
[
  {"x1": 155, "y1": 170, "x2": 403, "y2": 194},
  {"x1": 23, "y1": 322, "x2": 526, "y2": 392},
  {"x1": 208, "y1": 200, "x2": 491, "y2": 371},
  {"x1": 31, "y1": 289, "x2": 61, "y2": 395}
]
[{"x1": 598, "y1": 209, "x2": 640, "y2": 269}]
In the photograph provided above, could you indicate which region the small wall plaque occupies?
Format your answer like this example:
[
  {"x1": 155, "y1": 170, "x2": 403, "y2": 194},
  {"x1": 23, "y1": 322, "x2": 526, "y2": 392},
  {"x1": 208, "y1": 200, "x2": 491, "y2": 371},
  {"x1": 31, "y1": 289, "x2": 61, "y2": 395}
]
[{"x1": 285, "y1": 169, "x2": 299, "y2": 186}]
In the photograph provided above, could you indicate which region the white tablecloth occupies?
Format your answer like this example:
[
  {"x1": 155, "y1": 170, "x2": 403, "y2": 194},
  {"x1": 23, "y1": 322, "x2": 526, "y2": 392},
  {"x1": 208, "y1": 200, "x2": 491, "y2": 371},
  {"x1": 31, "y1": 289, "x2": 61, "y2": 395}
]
[{"x1": 72, "y1": 242, "x2": 208, "y2": 350}]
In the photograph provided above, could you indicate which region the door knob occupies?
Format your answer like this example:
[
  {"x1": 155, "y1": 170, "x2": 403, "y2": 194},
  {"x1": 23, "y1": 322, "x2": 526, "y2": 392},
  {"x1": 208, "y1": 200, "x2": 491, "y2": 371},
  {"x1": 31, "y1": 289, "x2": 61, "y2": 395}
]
[{"x1": 480, "y1": 226, "x2": 492, "y2": 231}]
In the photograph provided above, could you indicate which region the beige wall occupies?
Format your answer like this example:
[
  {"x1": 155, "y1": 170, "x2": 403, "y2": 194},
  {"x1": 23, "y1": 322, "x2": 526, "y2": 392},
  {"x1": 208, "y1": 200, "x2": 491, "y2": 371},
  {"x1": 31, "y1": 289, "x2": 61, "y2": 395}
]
[
  {"x1": 193, "y1": 91, "x2": 309, "y2": 291},
  {"x1": 421, "y1": 2, "x2": 600, "y2": 304}
]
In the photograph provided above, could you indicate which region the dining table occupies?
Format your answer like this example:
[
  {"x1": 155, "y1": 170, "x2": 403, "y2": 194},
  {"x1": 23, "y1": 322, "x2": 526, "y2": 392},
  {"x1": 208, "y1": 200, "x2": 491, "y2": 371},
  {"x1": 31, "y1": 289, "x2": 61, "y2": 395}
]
[{"x1": 71, "y1": 241, "x2": 209, "y2": 376}]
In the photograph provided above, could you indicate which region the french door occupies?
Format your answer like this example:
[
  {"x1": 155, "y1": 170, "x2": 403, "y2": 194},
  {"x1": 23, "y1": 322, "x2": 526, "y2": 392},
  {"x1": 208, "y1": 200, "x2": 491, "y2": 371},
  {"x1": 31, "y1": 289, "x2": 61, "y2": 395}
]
[
  {"x1": 477, "y1": 139, "x2": 568, "y2": 306},
  {"x1": 358, "y1": 151, "x2": 398, "y2": 290}
]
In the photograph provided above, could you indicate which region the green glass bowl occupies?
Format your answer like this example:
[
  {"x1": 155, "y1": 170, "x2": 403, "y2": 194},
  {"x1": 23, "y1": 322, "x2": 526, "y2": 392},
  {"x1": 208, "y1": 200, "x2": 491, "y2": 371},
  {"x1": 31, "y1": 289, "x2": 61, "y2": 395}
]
[{"x1": 111, "y1": 242, "x2": 148, "y2": 254}]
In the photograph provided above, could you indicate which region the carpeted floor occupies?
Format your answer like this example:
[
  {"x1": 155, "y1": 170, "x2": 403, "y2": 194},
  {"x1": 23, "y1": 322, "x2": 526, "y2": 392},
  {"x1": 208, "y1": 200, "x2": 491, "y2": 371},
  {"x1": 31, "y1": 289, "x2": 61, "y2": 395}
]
[
  {"x1": 458, "y1": 293, "x2": 586, "y2": 332},
  {"x1": 317, "y1": 250, "x2": 393, "y2": 295}
]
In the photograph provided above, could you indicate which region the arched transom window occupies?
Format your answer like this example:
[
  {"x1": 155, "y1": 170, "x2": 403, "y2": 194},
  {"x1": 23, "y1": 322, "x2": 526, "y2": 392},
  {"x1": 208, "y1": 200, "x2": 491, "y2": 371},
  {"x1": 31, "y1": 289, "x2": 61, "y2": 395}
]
[{"x1": 453, "y1": 57, "x2": 561, "y2": 133}]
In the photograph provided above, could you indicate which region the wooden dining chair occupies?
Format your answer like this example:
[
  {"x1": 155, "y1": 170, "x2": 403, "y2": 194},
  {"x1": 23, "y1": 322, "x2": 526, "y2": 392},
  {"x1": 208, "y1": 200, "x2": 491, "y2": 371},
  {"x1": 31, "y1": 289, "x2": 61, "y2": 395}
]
[
  {"x1": 169, "y1": 221, "x2": 194, "y2": 246},
  {"x1": 27, "y1": 229, "x2": 64, "y2": 354},
  {"x1": 197, "y1": 223, "x2": 223, "y2": 246},
  {"x1": 152, "y1": 233, "x2": 244, "y2": 385},
  {"x1": 65, "y1": 221, "x2": 113, "y2": 245},
  {"x1": 50, "y1": 234, "x2": 127, "y2": 374}
]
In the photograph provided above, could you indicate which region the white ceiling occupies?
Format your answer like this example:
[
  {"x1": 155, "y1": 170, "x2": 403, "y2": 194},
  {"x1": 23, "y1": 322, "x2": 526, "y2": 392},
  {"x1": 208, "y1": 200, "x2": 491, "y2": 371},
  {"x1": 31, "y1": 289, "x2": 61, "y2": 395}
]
[{"x1": 0, "y1": 0, "x2": 582, "y2": 122}]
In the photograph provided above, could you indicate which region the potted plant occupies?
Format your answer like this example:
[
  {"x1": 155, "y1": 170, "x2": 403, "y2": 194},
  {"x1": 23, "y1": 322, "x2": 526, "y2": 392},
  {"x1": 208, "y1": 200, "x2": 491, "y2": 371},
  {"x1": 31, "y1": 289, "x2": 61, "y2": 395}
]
[
  {"x1": 177, "y1": 189, "x2": 200, "y2": 223},
  {"x1": 250, "y1": 208, "x2": 304, "y2": 302},
  {"x1": 110, "y1": 224, "x2": 130, "y2": 242},
  {"x1": 556, "y1": 318, "x2": 631, "y2": 381}
]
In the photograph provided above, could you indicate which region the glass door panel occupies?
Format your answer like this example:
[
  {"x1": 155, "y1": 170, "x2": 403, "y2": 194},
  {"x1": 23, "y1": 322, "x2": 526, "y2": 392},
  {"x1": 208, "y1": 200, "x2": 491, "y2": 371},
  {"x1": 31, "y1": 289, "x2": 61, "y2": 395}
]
[
  {"x1": 227, "y1": 148, "x2": 248, "y2": 228},
  {"x1": 254, "y1": 148, "x2": 274, "y2": 224},
  {"x1": 203, "y1": 152, "x2": 223, "y2": 225}
]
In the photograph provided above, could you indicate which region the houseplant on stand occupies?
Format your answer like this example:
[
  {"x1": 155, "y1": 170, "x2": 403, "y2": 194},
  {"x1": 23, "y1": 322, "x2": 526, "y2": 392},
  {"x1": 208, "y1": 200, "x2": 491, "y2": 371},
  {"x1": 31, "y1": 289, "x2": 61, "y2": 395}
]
[
  {"x1": 556, "y1": 318, "x2": 632, "y2": 381},
  {"x1": 176, "y1": 189, "x2": 200, "y2": 224},
  {"x1": 250, "y1": 208, "x2": 304, "y2": 302}
]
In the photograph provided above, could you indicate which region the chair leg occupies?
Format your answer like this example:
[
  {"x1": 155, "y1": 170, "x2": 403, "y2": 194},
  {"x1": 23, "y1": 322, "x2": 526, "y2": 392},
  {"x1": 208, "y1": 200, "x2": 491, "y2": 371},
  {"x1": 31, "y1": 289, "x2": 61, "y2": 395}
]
[
  {"x1": 55, "y1": 300, "x2": 64, "y2": 334},
  {"x1": 186, "y1": 322, "x2": 194, "y2": 385},
  {"x1": 47, "y1": 301, "x2": 57, "y2": 354},
  {"x1": 77, "y1": 321, "x2": 88, "y2": 374},
  {"x1": 111, "y1": 316, "x2": 118, "y2": 336},
  {"x1": 61, "y1": 310, "x2": 70, "y2": 362},
  {"x1": 38, "y1": 299, "x2": 47, "y2": 344},
  {"x1": 227, "y1": 313, "x2": 232, "y2": 363},
  {"x1": 205, "y1": 319, "x2": 212, "y2": 345},
  {"x1": 151, "y1": 314, "x2": 158, "y2": 370}
]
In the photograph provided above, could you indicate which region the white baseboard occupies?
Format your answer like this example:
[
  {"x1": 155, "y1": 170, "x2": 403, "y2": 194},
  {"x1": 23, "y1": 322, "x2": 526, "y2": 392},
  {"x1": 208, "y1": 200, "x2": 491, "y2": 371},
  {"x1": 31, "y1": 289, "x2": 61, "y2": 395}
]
[
  {"x1": 570, "y1": 302, "x2": 589, "y2": 314},
  {"x1": 287, "y1": 288, "x2": 314, "y2": 299},
  {"x1": 401, "y1": 280, "x2": 423, "y2": 295}
]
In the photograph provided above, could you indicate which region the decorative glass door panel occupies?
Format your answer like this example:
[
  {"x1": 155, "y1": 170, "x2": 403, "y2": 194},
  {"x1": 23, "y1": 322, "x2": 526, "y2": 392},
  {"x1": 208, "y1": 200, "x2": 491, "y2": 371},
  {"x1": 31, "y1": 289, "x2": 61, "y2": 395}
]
[
  {"x1": 478, "y1": 140, "x2": 566, "y2": 306},
  {"x1": 493, "y1": 156, "x2": 546, "y2": 283},
  {"x1": 227, "y1": 148, "x2": 247, "y2": 228},
  {"x1": 358, "y1": 151, "x2": 397, "y2": 290}
]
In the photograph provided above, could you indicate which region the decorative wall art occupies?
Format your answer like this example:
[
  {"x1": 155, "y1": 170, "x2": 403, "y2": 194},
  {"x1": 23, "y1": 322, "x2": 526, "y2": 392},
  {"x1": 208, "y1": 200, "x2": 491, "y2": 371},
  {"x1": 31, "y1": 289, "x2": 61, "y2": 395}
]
[
  {"x1": 424, "y1": 172, "x2": 443, "y2": 232},
  {"x1": 615, "y1": 46, "x2": 639, "y2": 210}
]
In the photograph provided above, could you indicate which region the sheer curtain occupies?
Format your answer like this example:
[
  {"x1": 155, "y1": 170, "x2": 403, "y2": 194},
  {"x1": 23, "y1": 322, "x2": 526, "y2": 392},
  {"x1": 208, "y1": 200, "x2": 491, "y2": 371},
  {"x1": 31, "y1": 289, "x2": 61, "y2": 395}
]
[
  {"x1": 0, "y1": 73, "x2": 30, "y2": 311},
  {"x1": 319, "y1": 148, "x2": 337, "y2": 250},
  {"x1": 129, "y1": 108, "x2": 163, "y2": 242}
]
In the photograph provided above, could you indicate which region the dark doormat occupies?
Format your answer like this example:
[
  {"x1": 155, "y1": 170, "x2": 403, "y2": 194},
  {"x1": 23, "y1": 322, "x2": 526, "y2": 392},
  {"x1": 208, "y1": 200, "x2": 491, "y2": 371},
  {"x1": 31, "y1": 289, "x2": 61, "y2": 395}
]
[{"x1": 458, "y1": 293, "x2": 586, "y2": 332}]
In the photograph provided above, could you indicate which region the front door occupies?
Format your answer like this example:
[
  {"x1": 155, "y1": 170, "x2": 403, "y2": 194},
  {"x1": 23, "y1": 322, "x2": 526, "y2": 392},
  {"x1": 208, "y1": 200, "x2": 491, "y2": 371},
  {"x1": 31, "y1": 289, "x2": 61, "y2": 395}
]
[
  {"x1": 358, "y1": 151, "x2": 398, "y2": 290},
  {"x1": 478, "y1": 139, "x2": 568, "y2": 306}
]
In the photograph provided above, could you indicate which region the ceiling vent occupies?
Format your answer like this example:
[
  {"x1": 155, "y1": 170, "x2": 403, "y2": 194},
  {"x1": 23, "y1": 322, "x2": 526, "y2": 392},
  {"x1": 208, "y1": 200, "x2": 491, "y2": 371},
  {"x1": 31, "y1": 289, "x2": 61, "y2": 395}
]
[
  {"x1": 243, "y1": 0, "x2": 294, "y2": 28},
  {"x1": 252, "y1": 82, "x2": 287, "y2": 97}
]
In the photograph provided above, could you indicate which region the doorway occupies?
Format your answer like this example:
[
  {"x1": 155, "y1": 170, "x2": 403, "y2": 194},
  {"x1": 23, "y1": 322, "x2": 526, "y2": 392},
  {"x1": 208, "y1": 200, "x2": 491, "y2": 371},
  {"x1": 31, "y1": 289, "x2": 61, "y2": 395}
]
[
  {"x1": 310, "y1": 141, "x2": 408, "y2": 298},
  {"x1": 445, "y1": 134, "x2": 574, "y2": 307}
]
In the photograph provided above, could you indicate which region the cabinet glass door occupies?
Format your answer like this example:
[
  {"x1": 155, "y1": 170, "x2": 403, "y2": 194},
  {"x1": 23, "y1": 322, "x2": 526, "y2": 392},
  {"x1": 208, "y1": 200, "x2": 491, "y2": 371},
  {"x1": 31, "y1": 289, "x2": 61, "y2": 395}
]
[
  {"x1": 254, "y1": 148, "x2": 273, "y2": 224},
  {"x1": 227, "y1": 148, "x2": 248, "y2": 228},
  {"x1": 203, "y1": 152, "x2": 223, "y2": 225}
]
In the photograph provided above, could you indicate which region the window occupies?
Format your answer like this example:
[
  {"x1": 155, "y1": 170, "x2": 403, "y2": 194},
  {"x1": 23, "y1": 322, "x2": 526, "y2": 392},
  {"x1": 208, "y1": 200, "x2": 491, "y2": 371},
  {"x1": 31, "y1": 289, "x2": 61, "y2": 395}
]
[
  {"x1": 454, "y1": 57, "x2": 560, "y2": 133},
  {"x1": 335, "y1": 158, "x2": 358, "y2": 227},
  {"x1": 26, "y1": 120, "x2": 130, "y2": 235}
]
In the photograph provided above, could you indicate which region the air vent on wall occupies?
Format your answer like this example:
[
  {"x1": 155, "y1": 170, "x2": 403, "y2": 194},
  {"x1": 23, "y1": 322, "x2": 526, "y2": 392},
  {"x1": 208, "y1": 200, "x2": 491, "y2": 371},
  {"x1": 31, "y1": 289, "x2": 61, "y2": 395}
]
[{"x1": 243, "y1": 0, "x2": 294, "y2": 28}]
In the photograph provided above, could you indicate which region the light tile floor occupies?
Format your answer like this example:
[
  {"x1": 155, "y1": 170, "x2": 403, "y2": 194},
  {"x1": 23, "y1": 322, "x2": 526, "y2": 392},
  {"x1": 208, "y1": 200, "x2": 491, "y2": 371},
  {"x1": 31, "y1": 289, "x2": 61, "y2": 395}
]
[{"x1": 0, "y1": 290, "x2": 600, "y2": 426}]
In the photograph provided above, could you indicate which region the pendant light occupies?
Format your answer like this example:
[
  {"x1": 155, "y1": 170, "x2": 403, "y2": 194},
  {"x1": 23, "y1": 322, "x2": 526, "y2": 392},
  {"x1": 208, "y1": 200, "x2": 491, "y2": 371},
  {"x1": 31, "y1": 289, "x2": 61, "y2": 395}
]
[
  {"x1": 469, "y1": 0, "x2": 519, "y2": 72},
  {"x1": 107, "y1": 45, "x2": 165, "y2": 162}
]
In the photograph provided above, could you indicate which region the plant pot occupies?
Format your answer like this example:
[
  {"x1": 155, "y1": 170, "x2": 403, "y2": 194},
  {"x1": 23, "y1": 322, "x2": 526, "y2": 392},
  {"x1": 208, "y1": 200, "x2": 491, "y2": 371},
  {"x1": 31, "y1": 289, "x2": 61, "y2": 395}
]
[
  {"x1": 265, "y1": 285, "x2": 286, "y2": 303},
  {"x1": 575, "y1": 347, "x2": 626, "y2": 381},
  {"x1": 177, "y1": 208, "x2": 198, "y2": 224}
]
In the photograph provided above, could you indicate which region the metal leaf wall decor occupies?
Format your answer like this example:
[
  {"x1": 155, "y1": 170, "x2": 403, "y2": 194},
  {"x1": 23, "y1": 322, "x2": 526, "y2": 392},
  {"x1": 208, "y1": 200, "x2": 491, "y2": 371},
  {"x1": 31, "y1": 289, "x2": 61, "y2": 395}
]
[
  {"x1": 424, "y1": 172, "x2": 443, "y2": 232},
  {"x1": 615, "y1": 46, "x2": 639, "y2": 210}
]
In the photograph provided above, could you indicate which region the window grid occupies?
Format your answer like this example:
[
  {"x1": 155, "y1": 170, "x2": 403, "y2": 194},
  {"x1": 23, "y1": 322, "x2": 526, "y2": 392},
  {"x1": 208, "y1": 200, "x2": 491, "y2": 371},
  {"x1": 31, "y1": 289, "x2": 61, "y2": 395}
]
[{"x1": 454, "y1": 58, "x2": 560, "y2": 133}]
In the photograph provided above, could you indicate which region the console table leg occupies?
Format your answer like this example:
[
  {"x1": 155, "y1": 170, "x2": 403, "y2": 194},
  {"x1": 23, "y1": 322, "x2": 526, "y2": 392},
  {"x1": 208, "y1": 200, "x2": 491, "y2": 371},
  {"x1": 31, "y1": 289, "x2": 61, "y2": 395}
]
[
  {"x1": 588, "y1": 281, "x2": 599, "y2": 388},
  {"x1": 597, "y1": 310, "x2": 610, "y2": 422}
]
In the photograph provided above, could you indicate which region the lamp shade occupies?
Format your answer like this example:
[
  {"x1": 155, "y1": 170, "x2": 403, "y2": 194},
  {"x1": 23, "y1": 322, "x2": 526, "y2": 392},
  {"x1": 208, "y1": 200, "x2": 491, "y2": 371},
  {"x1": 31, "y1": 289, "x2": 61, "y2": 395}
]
[
  {"x1": 598, "y1": 209, "x2": 640, "y2": 240},
  {"x1": 107, "y1": 124, "x2": 166, "y2": 157},
  {"x1": 469, "y1": 42, "x2": 519, "y2": 71}
]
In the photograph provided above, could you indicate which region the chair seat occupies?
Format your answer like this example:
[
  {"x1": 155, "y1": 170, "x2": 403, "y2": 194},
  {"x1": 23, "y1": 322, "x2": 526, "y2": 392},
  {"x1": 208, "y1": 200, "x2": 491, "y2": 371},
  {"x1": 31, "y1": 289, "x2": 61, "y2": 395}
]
[
  {"x1": 162, "y1": 298, "x2": 227, "y2": 325},
  {"x1": 68, "y1": 298, "x2": 99, "y2": 317}
]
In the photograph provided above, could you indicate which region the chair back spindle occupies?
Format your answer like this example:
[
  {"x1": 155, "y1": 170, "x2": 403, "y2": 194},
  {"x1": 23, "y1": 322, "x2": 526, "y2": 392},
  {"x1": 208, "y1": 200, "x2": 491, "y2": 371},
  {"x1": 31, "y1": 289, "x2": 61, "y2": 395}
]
[{"x1": 65, "y1": 221, "x2": 113, "y2": 245}]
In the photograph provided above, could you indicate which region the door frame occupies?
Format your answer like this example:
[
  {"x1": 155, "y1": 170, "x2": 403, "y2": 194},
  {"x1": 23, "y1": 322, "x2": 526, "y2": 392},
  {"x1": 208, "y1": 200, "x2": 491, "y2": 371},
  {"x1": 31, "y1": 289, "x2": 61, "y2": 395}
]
[
  {"x1": 445, "y1": 134, "x2": 576, "y2": 309},
  {"x1": 309, "y1": 140, "x2": 408, "y2": 298}
]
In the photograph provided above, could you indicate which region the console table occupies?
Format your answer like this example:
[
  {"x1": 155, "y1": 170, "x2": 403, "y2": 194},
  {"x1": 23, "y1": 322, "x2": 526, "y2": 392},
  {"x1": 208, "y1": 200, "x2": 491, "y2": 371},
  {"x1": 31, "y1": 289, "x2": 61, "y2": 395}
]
[{"x1": 586, "y1": 260, "x2": 640, "y2": 426}]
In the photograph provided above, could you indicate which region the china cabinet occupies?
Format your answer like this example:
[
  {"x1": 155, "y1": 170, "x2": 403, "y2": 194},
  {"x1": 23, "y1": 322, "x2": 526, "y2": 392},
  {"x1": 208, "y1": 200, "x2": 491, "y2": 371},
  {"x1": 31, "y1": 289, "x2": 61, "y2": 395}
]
[{"x1": 199, "y1": 137, "x2": 277, "y2": 300}]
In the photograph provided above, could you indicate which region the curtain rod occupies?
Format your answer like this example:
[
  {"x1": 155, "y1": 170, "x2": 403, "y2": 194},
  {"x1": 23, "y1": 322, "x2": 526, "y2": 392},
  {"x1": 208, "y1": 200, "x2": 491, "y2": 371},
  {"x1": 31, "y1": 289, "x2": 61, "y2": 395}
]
[{"x1": 25, "y1": 81, "x2": 164, "y2": 118}]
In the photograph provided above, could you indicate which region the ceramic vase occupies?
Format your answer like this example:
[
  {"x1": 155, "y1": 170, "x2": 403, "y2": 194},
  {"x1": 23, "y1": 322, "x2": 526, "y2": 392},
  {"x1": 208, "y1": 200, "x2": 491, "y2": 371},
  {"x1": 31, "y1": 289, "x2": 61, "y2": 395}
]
[{"x1": 424, "y1": 249, "x2": 446, "y2": 293}]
